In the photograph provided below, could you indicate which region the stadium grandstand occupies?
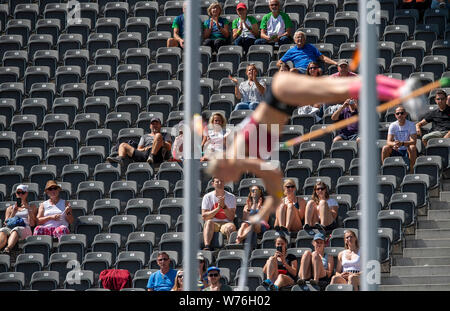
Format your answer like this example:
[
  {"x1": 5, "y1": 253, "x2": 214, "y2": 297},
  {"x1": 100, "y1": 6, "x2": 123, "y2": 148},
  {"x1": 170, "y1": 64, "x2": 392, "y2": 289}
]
[{"x1": 0, "y1": 0, "x2": 448, "y2": 292}]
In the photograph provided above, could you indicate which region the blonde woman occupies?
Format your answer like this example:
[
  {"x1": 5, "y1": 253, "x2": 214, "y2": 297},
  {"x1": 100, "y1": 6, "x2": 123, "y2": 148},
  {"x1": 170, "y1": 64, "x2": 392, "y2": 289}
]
[
  {"x1": 201, "y1": 112, "x2": 230, "y2": 161},
  {"x1": 171, "y1": 270, "x2": 184, "y2": 291},
  {"x1": 202, "y1": 2, "x2": 230, "y2": 53},
  {"x1": 330, "y1": 229, "x2": 360, "y2": 291},
  {"x1": 274, "y1": 179, "x2": 306, "y2": 232}
]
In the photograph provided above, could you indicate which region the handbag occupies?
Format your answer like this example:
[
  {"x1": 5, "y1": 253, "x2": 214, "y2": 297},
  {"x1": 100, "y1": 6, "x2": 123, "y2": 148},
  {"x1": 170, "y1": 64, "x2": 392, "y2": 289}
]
[{"x1": 6, "y1": 216, "x2": 26, "y2": 229}]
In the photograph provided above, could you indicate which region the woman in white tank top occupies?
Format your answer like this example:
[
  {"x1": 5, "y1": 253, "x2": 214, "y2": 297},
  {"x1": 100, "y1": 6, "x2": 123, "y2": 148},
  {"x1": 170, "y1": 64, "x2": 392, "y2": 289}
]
[
  {"x1": 0, "y1": 184, "x2": 37, "y2": 253},
  {"x1": 33, "y1": 181, "x2": 74, "y2": 240},
  {"x1": 330, "y1": 229, "x2": 361, "y2": 291}
]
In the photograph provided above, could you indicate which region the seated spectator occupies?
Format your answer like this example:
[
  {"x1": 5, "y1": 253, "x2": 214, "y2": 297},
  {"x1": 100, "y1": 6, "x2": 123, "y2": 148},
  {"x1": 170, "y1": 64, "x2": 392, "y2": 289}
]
[
  {"x1": 197, "y1": 253, "x2": 209, "y2": 290},
  {"x1": 297, "y1": 233, "x2": 334, "y2": 288},
  {"x1": 202, "y1": 2, "x2": 230, "y2": 53},
  {"x1": 235, "y1": 185, "x2": 270, "y2": 244},
  {"x1": 330, "y1": 229, "x2": 360, "y2": 291},
  {"x1": 167, "y1": 2, "x2": 186, "y2": 48},
  {"x1": 203, "y1": 266, "x2": 232, "y2": 291},
  {"x1": 262, "y1": 235, "x2": 298, "y2": 290},
  {"x1": 232, "y1": 3, "x2": 259, "y2": 54},
  {"x1": 381, "y1": 105, "x2": 417, "y2": 173},
  {"x1": 278, "y1": 62, "x2": 290, "y2": 72},
  {"x1": 331, "y1": 98, "x2": 360, "y2": 143},
  {"x1": 277, "y1": 30, "x2": 337, "y2": 74},
  {"x1": 274, "y1": 179, "x2": 306, "y2": 233},
  {"x1": 33, "y1": 181, "x2": 73, "y2": 240},
  {"x1": 255, "y1": 0, "x2": 293, "y2": 46},
  {"x1": 303, "y1": 182, "x2": 338, "y2": 232},
  {"x1": 416, "y1": 89, "x2": 450, "y2": 147},
  {"x1": 0, "y1": 185, "x2": 37, "y2": 254},
  {"x1": 431, "y1": 0, "x2": 450, "y2": 8},
  {"x1": 229, "y1": 63, "x2": 266, "y2": 111},
  {"x1": 171, "y1": 122, "x2": 184, "y2": 162},
  {"x1": 331, "y1": 60, "x2": 358, "y2": 78},
  {"x1": 107, "y1": 117, "x2": 172, "y2": 170},
  {"x1": 201, "y1": 112, "x2": 230, "y2": 161},
  {"x1": 306, "y1": 61, "x2": 323, "y2": 77},
  {"x1": 171, "y1": 269, "x2": 184, "y2": 291},
  {"x1": 298, "y1": 61, "x2": 324, "y2": 122},
  {"x1": 201, "y1": 177, "x2": 236, "y2": 250},
  {"x1": 147, "y1": 251, "x2": 177, "y2": 291}
]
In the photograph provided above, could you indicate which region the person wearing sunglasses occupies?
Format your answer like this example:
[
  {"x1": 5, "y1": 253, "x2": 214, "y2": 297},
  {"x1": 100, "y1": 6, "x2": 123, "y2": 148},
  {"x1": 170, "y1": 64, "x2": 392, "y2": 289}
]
[
  {"x1": 330, "y1": 229, "x2": 360, "y2": 291},
  {"x1": 203, "y1": 266, "x2": 232, "y2": 291},
  {"x1": 147, "y1": 252, "x2": 177, "y2": 291},
  {"x1": 277, "y1": 30, "x2": 337, "y2": 74},
  {"x1": 382, "y1": 105, "x2": 417, "y2": 173},
  {"x1": 33, "y1": 180, "x2": 73, "y2": 240},
  {"x1": 274, "y1": 179, "x2": 306, "y2": 233},
  {"x1": 303, "y1": 182, "x2": 338, "y2": 232},
  {"x1": 0, "y1": 185, "x2": 37, "y2": 254},
  {"x1": 197, "y1": 253, "x2": 209, "y2": 290},
  {"x1": 171, "y1": 269, "x2": 184, "y2": 291},
  {"x1": 235, "y1": 185, "x2": 269, "y2": 244}
]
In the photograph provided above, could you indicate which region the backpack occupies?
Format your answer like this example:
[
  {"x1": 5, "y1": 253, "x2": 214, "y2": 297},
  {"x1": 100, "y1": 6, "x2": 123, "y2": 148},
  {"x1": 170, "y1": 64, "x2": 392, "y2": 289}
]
[{"x1": 99, "y1": 269, "x2": 132, "y2": 290}]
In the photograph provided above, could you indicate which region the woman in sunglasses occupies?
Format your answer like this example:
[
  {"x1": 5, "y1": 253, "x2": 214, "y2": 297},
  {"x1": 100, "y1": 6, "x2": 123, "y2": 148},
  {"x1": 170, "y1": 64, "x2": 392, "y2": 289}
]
[
  {"x1": 235, "y1": 185, "x2": 269, "y2": 244},
  {"x1": 274, "y1": 179, "x2": 306, "y2": 233},
  {"x1": 303, "y1": 181, "x2": 338, "y2": 232},
  {"x1": 0, "y1": 185, "x2": 37, "y2": 254},
  {"x1": 33, "y1": 180, "x2": 73, "y2": 240},
  {"x1": 171, "y1": 269, "x2": 184, "y2": 291},
  {"x1": 330, "y1": 229, "x2": 360, "y2": 291}
]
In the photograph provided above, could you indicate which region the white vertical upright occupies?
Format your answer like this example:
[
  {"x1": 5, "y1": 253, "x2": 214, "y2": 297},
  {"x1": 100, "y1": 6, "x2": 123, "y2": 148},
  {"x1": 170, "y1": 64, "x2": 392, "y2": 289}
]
[
  {"x1": 359, "y1": 0, "x2": 380, "y2": 291},
  {"x1": 183, "y1": 0, "x2": 201, "y2": 291}
]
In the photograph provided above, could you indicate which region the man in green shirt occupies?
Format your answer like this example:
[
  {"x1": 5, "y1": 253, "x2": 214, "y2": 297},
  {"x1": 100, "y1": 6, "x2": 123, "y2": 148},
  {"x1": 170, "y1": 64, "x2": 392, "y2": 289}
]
[
  {"x1": 255, "y1": 0, "x2": 293, "y2": 46},
  {"x1": 232, "y1": 3, "x2": 259, "y2": 54}
]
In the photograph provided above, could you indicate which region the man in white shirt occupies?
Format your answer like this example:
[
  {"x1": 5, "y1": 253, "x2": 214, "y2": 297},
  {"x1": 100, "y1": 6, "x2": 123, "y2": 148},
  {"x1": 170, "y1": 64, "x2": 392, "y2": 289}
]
[
  {"x1": 201, "y1": 177, "x2": 236, "y2": 250},
  {"x1": 382, "y1": 105, "x2": 417, "y2": 173}
]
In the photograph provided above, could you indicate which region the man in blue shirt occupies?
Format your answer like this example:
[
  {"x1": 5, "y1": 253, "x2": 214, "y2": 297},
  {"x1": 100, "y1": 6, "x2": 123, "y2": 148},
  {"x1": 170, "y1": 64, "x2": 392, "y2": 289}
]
[
  {"x1": 277, "y1": 30, "x2": 337, "y2": 74},
  {"x1": 147, "y1": 252, "x2": 178, "y2": 291}
]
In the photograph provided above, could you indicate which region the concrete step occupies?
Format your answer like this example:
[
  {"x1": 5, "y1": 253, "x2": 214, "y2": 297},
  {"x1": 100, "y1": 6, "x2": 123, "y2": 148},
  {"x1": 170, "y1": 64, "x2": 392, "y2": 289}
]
[
  {"x1": 406, "y1": 239, "x2": 450, "y2": 248},
  {"x1": 440, "y1": 191, "x2": 450, "y2": 202},
  {"x1": 381, "y1": 275, "x2": 450, "y2": 285},
  {"x1": 403, "y1": 247, "x2": 450, "y2": 258},
  {"x1": 416, "y1": 228, "x2": 450, "y2": 239},
  {"x1": 428, "y1": 210, "x2": 450, "y2": 220},
  {"x1": 418, "y1": 220, "x2": 450, "y2": 229},
  {"x1": 379, "y1": 284, "x2": 450, "y2": 291},
  {"x1": 394, "y1": 256, "x2": 450, "y2": 266},
  {"x1": 390, "y1": 265, "x2": 450, "y2": 277},
  {"x1": 429, "y1": 200, "x2": 450, "y2": 210}
]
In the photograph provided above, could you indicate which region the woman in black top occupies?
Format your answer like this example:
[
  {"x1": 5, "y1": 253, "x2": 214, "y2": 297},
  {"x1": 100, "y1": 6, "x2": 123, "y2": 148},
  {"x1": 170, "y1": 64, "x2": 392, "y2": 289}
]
[{"x1": 262, "y1": 235, "x2": 297, "y2": 290}]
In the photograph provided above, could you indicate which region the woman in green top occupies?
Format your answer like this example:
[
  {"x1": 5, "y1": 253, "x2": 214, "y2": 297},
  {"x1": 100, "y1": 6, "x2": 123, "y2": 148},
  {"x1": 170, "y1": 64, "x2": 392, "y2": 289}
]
[
  {"x1": 202, "y1": 2, "x2": 230, "y2": 53},
  {"x1": 232, "y1": 3, "x2": 259, "y2": 54}
]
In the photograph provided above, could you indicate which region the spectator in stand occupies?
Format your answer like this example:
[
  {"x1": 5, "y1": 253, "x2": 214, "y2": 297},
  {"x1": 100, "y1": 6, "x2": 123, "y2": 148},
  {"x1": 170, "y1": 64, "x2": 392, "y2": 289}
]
[
  {"x1": 33, "y1": 181, "x2": 73, "y2": 240},
  {"x1": 0, "y1": 185, "x2": 37, "y2": 254},
  {"x1": 235, "y1": 185, "x2": 270, "y2": 244},
  {"x1": 278, "y1": 62, "x2": 290, "y2": 72},
  {"x1": 255, "y1": 0, "x2": 293, "y2": 46},
  {"x1": 197, "y1": 253, "x2": 209, "y2": 290},
  {"x1": 330, "y1": 229, "x2": 361, "y2": 291},
  {"x1": 297, "y1": 61, "x2": 324, "y2": 122},
  {"x1": 331, "y1": 98, "x2": 360, "y2": 143},
  {"x1": 201, "y1": 112, "x2": 230, "y2": 161},
  {"x1": 274, "y1": 179, "x2": 306, "y2": 233},
  {"x1": 416, "y1": 89, "x2": 450, "y2": 147},
  {"x1": 297, "y1": 232, "x2": 334, "y2": 288},
  {"x1": 229, "y1": 63, "x2": 266, "y2": 111},
  {"x1": 303, "y1": 181, "x2": 339, "y2": 232},
  {"x1": 171, "y1": 122, "x2": 184, "y2": 162},
  {"x1": 202, "y1": 2, "x2": 230, "y2": 53},
  {"x1": 331, "y1": 60, "x2": 358, "y2": 78},
  {"x1": 232, "y1": 3, "x2": 259, "y2": 54},
  {"x1": 381, "y1": 105, "x2": 417, "y2": 173},
  {"x1": 171, "y1": 269, "x2": 184, "y2": 291},
  {"x1": 277, "y1": 30, "x2": 337, "y2": 74},
  {"x1": 167, "y1": 2, "x2": 186, "y2": 48},
  {"x1": 262, "y1": 235, "x2": 298, "y2": 290},
  {"x1": 201, "y1": 176, "x2": 236, "y2": 251},
  {"x1": 107, "y1": 117, "x2": 172, "y2": 170},
  {"x1": 147, "y1": 251, "x2": 177, "y2": 291},
  {"x1": 306, "y1": 61, "x2": 323, "y2": 77},
  {"x1": 203, "y1": 266, "x2": 232, "y2": 291}
]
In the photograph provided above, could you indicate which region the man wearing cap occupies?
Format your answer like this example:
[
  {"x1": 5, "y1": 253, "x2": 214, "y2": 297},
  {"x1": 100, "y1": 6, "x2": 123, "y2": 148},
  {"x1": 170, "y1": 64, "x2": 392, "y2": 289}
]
[
  {"x1": 107, "y1": 117, "x2": 172, "y2": 170},
  {"x1": 277, "y1": 30, "x2": 337, "y2": 74},
  {"x1": 255, "y1": 0, "x2": 293, "y2": 46},
  {"x1": 331, "y1": 60, "x2": 358, "y2": 78},
  {"x1": 232, "y1": 3, "x2": 259, "y2": 54},
  {"x1": 203, "y1": 266, "x2": 232, "y2": 291}
]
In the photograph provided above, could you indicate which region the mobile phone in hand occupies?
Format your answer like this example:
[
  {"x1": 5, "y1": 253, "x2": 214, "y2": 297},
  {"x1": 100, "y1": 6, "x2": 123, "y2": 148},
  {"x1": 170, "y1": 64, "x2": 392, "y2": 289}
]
[{"x1": 276, "y1": 246, "x2": 283, "y2": 252}]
